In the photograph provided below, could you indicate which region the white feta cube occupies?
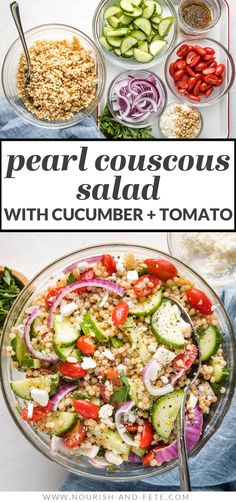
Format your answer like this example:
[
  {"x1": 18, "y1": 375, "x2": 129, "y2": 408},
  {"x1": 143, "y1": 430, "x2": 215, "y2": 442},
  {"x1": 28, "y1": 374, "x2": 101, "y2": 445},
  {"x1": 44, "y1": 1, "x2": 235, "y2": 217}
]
[
  {"x1": 101, "y1": 349, "x2": 115, "y2": 361},
  {"x1": 79, "y1": 446, "x2": 100, "y2": 458},
  {"x1": 77, "y1": 261, "x2": 90, "y2": 273},
  {"x1": 27, "y1": 401, "x2": 34, "y2": 419},
  {"x1": 116, "y1": 261, "x2": 125, "y2": 275},
  {"x1": 99, "y1": 404, "x2": 114, "y2": 419},
  {"x1": 105, "y1": 451, "x2": 123, "y2": 465},
  {"x1": 117, "y1": 364, "x2": 127, "y2": 374},
  {"x1": 127, "y1": 270, "x2": 139, "y2": 283},
  {"x1": 67, "y1": 357, "x2": 78, "y2": 363},
  {"x1": 81, "y1": 357, "x2": 96, "y2": 370},
  {"x1": 154, "y1": 347, "x2": 176, "y2": 365},
  {"x1": 31, "y1": 388, "x2": 49, "y2": 407},
  {"x1": 60, "y1": 300, "x2": 77, "y2": 317}
]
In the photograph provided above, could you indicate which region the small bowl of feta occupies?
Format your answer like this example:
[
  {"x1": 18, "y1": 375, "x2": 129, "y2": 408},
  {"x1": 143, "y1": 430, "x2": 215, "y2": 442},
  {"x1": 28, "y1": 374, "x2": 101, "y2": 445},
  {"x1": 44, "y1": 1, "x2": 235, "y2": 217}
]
[{"x1": 159, "y1": 102, "x2": 203, "y2": 139}]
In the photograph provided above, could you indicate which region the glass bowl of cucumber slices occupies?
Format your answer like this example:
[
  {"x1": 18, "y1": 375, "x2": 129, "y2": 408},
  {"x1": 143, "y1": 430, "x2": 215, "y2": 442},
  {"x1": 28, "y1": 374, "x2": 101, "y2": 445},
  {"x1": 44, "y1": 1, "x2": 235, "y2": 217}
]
[
  {"x1": 1, "y1": 244, "x2": 235, "y2": 482},
  {"x1": 93, "y1": 0, "x2": 178, "y2": 69}
]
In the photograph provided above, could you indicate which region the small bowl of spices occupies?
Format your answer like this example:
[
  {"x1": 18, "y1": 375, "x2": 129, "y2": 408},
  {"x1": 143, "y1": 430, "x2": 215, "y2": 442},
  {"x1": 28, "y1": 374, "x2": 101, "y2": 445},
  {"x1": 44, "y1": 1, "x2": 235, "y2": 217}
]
[
  {"x1": 179, "y1": 0, "x2": 221, "y2": 35},
  {"x1": 159, "y1": 102, "x2": 203, "y2": 138}
]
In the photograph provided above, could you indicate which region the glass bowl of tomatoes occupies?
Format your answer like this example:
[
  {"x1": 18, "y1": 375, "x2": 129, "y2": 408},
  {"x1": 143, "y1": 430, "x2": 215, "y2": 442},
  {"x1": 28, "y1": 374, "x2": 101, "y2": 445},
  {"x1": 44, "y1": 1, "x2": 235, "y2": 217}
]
[
  {"x1": 0, "y1": 244, "x2": 235, "y2": 482},
  {"x1": 165, "y1": 38, "x2": 235, "y2": 106}
]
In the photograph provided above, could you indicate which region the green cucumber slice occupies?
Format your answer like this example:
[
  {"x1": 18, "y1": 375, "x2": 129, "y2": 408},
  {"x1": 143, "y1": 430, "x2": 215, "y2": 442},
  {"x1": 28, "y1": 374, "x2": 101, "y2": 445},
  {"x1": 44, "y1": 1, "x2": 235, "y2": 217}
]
[
  {"x1": 10, "y1": 374, "x2": 59, "y2": 400},
  {"x1": 104, "y1": 6, "x2": 122, "y2": 19},
  {"x1": 131, "y1": 29, "x2": 147, "y2": 40},
  {"x1": 151, "y1": 301, "x2": 186, "y2": 349},
  {"x1": 20, "y1": 358, "x2": 41, "y2": 369},
  {"x1": 149, "y1": 39, "x2": 167, "y2": 56},
  {"x1": 151, "y1": 390, "x2": 184, "y2": 439},
  {"x1": 120, "y1": 35, "x2": 137, "y2": 54},
  {"x1": 131, "y1": 0, "x2": 143, "y2": 6},
  {"x1": 199, "y1": 325, "x2": 221, "y2": 361},
  {"x1": 154, "y1": 2, "x2": 163, "y2": 16},
  {"x1": 99, "y1": 36, "x2": 113, "y2": 51},
  {"x1": 138, "y1": 41, "x2": 149, "y2": 52},
  {"x1": 123, "y1": 318, "x2": 150, "y2": 363},
  {"x1": 11, "y1": 334, "x2": 41, "y2": 369},
  {"x1": 100, "y1": 429, "x2": 131, "y2": 455},
  {"x1": 143, "y1": 1, "x2": 156, "y2": 19},
  {"x1": 53, "y1": 343, "x2": 74, "y2": 361},
  {"x1": 54, "y1": 315, "x2": 79, "y2": 348},
  {"x1": 129, "y1": 290, "x2": 162, "y2": 316},
  {"x1": 110, "y1": 336, "x2": 123, "y2": 348},
  {"x1": 133, "y1": 17, "x2": 152, "y2": 35},
  {"x1": 158, "y1": 16, "x2": 175, "y2": 37},
  {"x1": 134, "y1": 47, "x2": 153, "y2": 61},
  {"x1": 106, "y1": 36, "x2": 123, "y2": 47},
  {"x1": 119, "y1": 13, "x2": 134, "y2": 25},
  {"x1": 120, "y1": 0, "x2": 135, "y2": 13},
  {"x1": 114, "y1": 48, "x2": 122, "y2": 56},
  {"x1": 49, "y1": 412, "x2": 77, "y2": 436},
  {"x1": 152, "y1": 33, "x2": 164, "y2": 41},
  {"x1": 151, "y1": 15, "x2": 162, "y2": 24},
  {"x1": 108, "y1": 16, "x2": 122, "y2": 28},
  {"x1": 132, "y1": 446, "x2": 147, "y2": 457},
  {"x1": 127, "y1": 8, "x2": 143, "y2": 17},
  {"x1": 81, "y1": 312, "x2": 107, "y2": 343},
  {"x1": 106, "y1": 28, "x2": 129, "y2": 37},
  {"x1": 212, "y1": 362, "x2": 229, "y2": 383}
]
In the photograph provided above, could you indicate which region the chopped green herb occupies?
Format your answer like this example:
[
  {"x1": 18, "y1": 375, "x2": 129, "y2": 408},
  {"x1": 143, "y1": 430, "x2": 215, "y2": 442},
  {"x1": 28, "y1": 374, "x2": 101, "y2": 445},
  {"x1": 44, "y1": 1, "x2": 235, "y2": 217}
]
[
  {"x1": 111, "y1": 371, "x2": 130, "y2": 403},
  {"x1": 138, "y1": 264, "x2": 148, "y2": 277},
  {"x1": 73, "y1": 391, "x2": 90, "y2": 400},
  {"x1": 67, "y1": 272, "x2": 77, "y2": 285},
  {"x1": 106, "y1": 465, "x2": 117, "y2": 472},
  {"x1": 0, "y1": 267, "x2": 21, "y2": 335},
  {"x1": 110, "y1": 336, "x2": 123, "y2": 348},
  {"x1": 99, "y1": 105, "x2": 155, "y2": 140}
]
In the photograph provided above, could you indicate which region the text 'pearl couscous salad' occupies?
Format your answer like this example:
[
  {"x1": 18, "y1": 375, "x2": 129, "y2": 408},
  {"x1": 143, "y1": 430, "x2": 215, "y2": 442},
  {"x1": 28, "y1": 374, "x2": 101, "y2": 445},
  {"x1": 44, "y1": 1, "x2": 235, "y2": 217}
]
[{"x1": 7, "y1": 253, "x2": 229, "y2": 470}]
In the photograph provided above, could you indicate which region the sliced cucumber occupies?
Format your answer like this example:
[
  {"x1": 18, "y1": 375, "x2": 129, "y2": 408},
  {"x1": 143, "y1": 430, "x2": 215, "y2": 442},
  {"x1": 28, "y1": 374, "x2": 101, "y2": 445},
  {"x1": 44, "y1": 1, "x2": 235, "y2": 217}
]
[
  {"x1": 100, "y1": 429, "x2": 131, "y2": 455},
  {"x1": 106, "y1": 28, "x2": 129, "y2": 37},
  {"x1": 149, "y1": 39, "x2": 167, "y2": 56},
  {"x1": 131, "y1": 0, "x2": 143, "y2": 6},
  {"x1": 53, "y1": 343, "x2": 74, "y2": 362},
  {"x1": 99, "y1": 36, "x2": 113, "y2": 51},
  {"x1": 128, "y1": 7, "x2": 143, "y2": 17},
  {"x1": 154, "y1": 2, "x2": 163, "y2": 16},
  {"x1": 129, "y1": 290, "x2": 162, "y2": 317},
  {"x1": 138, "y1": 41, "x2": 148, "y2": 52},
  {"x1": 114, "y1": 48, "x2": 122, "y2": 56},
  {"x1": 151, "y1": 15, "x2": 161, "y2": 24},
  {"x1": 54, "y1": 315, "x2": 79, "y2": 348},
  {"x1": 133, "y1": 17, "x2": 152, "y2": 35},
  {"x1": 158, "y1": 16, "x2": 175, "y2": 37},
  {"x1": 151, "y1": 301, "x2": 186, "y2": 349},
  {"x1": 152, "y1": 32, "x2": 164, "y2": 41},
  {"x1": 123, "y1": 318, "x2": 150, "y2": 363},
  {"x1": 104, "y1": 6, "x2": 122, "y2": 19},
  {"x1": 131, "y1": 29, "x2": 147, "y2": 40},
  {"x1": 108, "y1": 15, "x2": 122, "y2": 28},
  {"x1": 143, "y1": 1, "x2": 156, "y2": 19},
  {"x1": 212, "y1": 362, "x2": 229, "y2": 383},
  {"x1": 132, "y1": 446, "x2": 147, "y2": 457},
  {"x1": 10, "y1": 374, "x2": 59, "y2": 400},
  {"x1": 106, "y1": 36, "x2": 123, "y2": 47},
  {"x1": 20, "y1": 358, "x2": 41, "y2": 369},
  {"x1": 120, "y1": 0, "x2": 135, "y2": 13},
  {"x1": 121, "y1": 35, "x2": 137, "y2": 54},
  {"x1": 199, "y1": 325, "x2": 221, "y2": 362},
  {"x1": 151, "y1": 390, "x2": 184, "y2": 439},
  {"x1": 110, "y1": 336, "x2": 123, "y2": 348},
  {"x1": 49, "y1": 412, "x2": 77, "y2": 436},
  {"x1": 119, "y1": 13, "x2": 134, "y2": 25},
  {"x1": 81, "y1": 312, "x2": 107, "y2": 343},
  {"x1": 11, "y1": 334, "x2": 41, "y2": 369}
]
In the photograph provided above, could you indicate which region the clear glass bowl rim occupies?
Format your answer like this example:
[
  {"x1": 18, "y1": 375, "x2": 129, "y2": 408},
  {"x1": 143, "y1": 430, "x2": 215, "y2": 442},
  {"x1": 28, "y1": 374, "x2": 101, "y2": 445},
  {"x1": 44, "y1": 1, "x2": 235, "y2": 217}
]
[
  {"x1": 164, "y1": 37, "x2": 235, "y2": 107},
  {"x1": 0, "y1": 243, "x2": 235, "y2": 482},
  {"x1": 1, "y1": 23, "x2": 106, "y2": 129},
  {"x1": 178, "y1": 0, "x2": 221, "y2": 34}
]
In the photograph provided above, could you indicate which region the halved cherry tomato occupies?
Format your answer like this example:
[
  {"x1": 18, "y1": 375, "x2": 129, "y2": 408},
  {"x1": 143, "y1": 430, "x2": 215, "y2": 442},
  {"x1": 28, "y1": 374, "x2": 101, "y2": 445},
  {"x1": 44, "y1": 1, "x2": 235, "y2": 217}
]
[
  {"x1": 205, "y1": 87, "x2": 213, "y2": 98},
  {"x1": 76, "y1": 336, "x2": 95, "y2": 355},
  {"x1": 204, "y1": 54, "x2": 215, "y2": 62},
  {"x1": 103, "y1": 369, "x2": 121, "y2": 386},
  {"x1": 21, "y1": 401, "x2": 52, "y2": 422},
  {"x1": 186, "y1": 51, "x2": 199, "y2": 67},
  {"x1": 112, "y1": 301, "x2": 129, "y2": 327},
  {"x1": 125, "y1": 424, "x2": 138, "y2": 432},
  {"x1": 200, "y1": 82, "x2": 211, "y2": 92},
  {"x1": 74, "y1": 268, "x2": 95, "y2": 293},
  {"x1": 63, "y1": 421, "x2": 87, "y2": 448},
  {"x1": 101, "y1": 254, "x2": 116, "y2": 275},
  {"x1": 208, "y1": 61, "x2": 217, "y2": 68},
  {"x1": 59, "y1": 362, "x2": 87, "y2": 379},
  {"x1": 193, "y1": 80, "x2": 202, "y2": 96},
  {"x1": 186, "y1": 66, "x2": 196, "y2": 77},
  {"x1": 144, "y1": 259, "x2": 178, "y2": 281},
  {"x1": 45, "y1": 287, "x2": 64, "y2": 308},
  {"x1": 215, "y1": 64, "x2": 225, "y2": 76},
  {"x1": 140, "y1": 421, "x2": 153, "y2": 449},
  {"x1": 178, "y1": 75, "x2": 189, "y2": 89},
  {"x1": 194, "y1": 45, "x2": 207, "y2": 57},
  {"x1": 188, "y1": 77, "x2": 197, "y2": 90},
  {"x1": 173, "y1": 345, "x2": 198, "y2": 371},
  {"x1": 204, "y1": 74, "x2": 219, "y2": 86},
  {"x1": 186, "y1": 93, "x2": 201, "y2": 102},
  {"x1": 174, "y1": 69, "x2": 185, "y2": 80},
  {"x1": 169, "y1": 62, "x2": 175, "y2": 77},
  {"x1": 143, "y1": 445, "x2": 166, "y2": 465},
  {"x1": 205, "y1": 47, "x2": 215, "y2": 55},
  {"x1": 194, "y1": 62, "x2": 208, "y2": 71},
  {"x1": 73, "y1": 399, "x2": 100, "y2": 419},
  {"x1": 178, "y1": 88, "x2": 187, "y2": 94},
  {"x1": 186, "y1": 287, "x2": 213, "y2": 315},
  {"x1": 215, "y1": 76, "x2": 224, "y2": 86},
  {"x1": 133, "y1": 274, "x2": 159, "y2": 297},
  {"x1": 175, "y1": 59, "x2": 187, "y2": 70},
  {"x1": 177, "y1": 44, "x2": 191, "y2": 58},
  {"x1": 202, "y1": 67, "x2": 216, "y2": 75}
]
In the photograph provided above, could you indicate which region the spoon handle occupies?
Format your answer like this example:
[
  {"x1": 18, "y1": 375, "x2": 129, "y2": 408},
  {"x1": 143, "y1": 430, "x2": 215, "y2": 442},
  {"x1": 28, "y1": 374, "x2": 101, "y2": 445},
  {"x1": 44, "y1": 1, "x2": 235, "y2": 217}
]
[
  {"x1": 10, "y1": 2, "x2": 31, "y2": 78},
  {"x1": 177, "y1": 403, "x2": 191, "y2": 491}
]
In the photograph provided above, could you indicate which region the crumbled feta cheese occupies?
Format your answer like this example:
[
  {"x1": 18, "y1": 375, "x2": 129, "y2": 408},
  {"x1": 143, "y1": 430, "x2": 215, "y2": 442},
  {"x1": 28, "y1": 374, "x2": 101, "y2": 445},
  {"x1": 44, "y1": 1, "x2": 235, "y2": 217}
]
[
  {"x1": 99, "y1": 404, "x2": 114, "y2": 419},
  {"x1": 31, "y1": 388, "x2": 49, "y2": 407},
  {"x1": 148, "y1": 344, "x2": 156, "y2": 353},
  {"x1": 27, "y1": 401, "x2": 34, "y2": 419},
  {"x1": 101, "y1": 349, "x2": 115, "y2": 361},
  {"x1": 127, "y1": 270, "x2": 139, "y2": 282},
  {"x1": 67, "y1": 357, "x2": 77, "y2": 363},
  {"x1": 188, "y1": 393, "x2": 198, "y2": 409},
  {"x1": 179, "y1": 318, "x2": 191, "y2": 337},
  {"x1": 78, "y1": 446, "x2": 100, "y2": 458},
  {"x1": 149, "y1": 361, "x2": 161, "y2": 381},
  {"x1": 117, "y1": 364, "x2": 127, "y2": 374},
  {"x1": 105, "y1": 451, "x2": 123, "y2": 465},
  {"x1": 100, "y1": 290, "x2": 109, "y2": 308},
  {"x1": 77, "y1": 261, "x2": 90, "y2": 273},
  {"x1": 116, "y1": 260, "x2": 125, "y2": 275},
  {"x1": 154, "y1": 347, "x2": 176, "y2": 365},
  {"x1": 81, "y1": 357, "x2": 96, "y2": 370},
  {"x1": 160, "y1": 375, "x2": 169, "y2": 384},
  {"x1": 60, "y1": 300, "x2": 77, "y2": 317},
  {"x1": 123, "y1": 411, "x2": 137, "y2": 424}
]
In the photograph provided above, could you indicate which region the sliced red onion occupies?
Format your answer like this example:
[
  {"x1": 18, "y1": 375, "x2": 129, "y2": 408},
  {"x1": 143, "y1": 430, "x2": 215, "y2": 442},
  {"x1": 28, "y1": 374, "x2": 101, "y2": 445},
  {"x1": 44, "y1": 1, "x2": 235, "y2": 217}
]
[
  {"x1": 129, "y1": 451, "x2": 142, "y2": 463},
  {"x1": 63, "y1": 256, "x2": 101, "y2": 275},
  {"x1": 171, "y1": 369, "x2": 185, "y2": 385},
  {"x1": 50, "y1": 384, "x2": 78, "y2": 411},
  {"x1": 24, "y1": 307, "x2": 59, "y2": 363},
  {"x1": 143, "y1": 359, "x2": 174, "y2": 397},
  {"x1": 89, "y1": 457, "x2": 110, "y2": 469},
  {"x1": 115, "y1": 401, "x2": 136, "y2": 446},
  {"x1": 50, "y1": 436, "x2": 70, "y2": 455},
  {"x1": 48, "y1": 279, "x2": 125, "y2": 328},
  {"x1": 154, "y1": 406, "x2": 203, "y2": 465}
]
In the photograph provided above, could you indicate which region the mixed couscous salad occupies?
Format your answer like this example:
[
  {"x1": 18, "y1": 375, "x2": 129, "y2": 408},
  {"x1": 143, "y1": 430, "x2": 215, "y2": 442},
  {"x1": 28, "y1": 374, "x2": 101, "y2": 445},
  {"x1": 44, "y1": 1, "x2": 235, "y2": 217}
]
[{"x1": 7, "y1": 252, "x2": 229, "y2": 469}]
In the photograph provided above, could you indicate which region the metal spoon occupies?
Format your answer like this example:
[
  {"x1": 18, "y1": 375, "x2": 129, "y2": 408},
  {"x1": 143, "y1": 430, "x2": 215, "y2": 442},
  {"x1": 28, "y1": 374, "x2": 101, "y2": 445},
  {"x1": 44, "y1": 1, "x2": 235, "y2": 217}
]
[
  {"x1": 10, "y1": 2, "x2": 32, "y2": 90},
  {"x1": 168, "y1": 297, "x2": 201, "y2": 491}
]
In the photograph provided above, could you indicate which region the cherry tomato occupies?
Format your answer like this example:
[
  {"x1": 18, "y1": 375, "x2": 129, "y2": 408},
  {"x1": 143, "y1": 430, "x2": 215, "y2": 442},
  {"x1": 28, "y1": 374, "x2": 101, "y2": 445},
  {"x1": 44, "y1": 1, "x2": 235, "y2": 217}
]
[
  {"x1": 205, "y1": 87, "x2": 213, "y2": 98},
  {"x1": 186, "y1": 93, "x2": 201, "y2": 102},
  {"x1": 174, "y1": 69, "x2": 185, "y2": 80},
  {"x1": 208, "y1": 61, "x2": 217, "y2": 68},
  {"x1": 21, "y1": 401, "x2": 52, "y2": 422},
  {"x1": 194, "y1": 62, "x2": 208, "y2": 71},
  {"x1": 144, "y1": 259, "x2": 178, "y2": 281},
  {"x1": 59, "y1": 362, "x2": 87, "y2": 379},
  {"x1": 188, "y1": 77, "x2": 197, "y2": 90},
  {"x1": 101, "y1": 254, "x2": 116, "y2": 275},
  {"x1": 173, "y1": 345, "x2": 198, "y2": 371},
  {"x1": 215, "y1": 76, "x2": 224, "y2": 87},
  {"x1": 45, "y1": 287, "x2": 64, "y2": 308},
  {"x1": 133, "y1": 274, "x2": 159, "y2": 297},
  {"x1": 186, "y1": 51, "x2": 199, "y2": 66},
  {"x1": 205, "y1": 47, "x2": 215, "y2": 55},
  {"x1": 140, "y1": 421, "x2": 153, "y2": 449},
  {"x1": 215, "y1": 64, "x2": 225, "y2": 76},
  {"x1": 112, "y1": 301, "x2": 129, "y2": 327},
  {"x1": 75, "y1": 268, "x2": 95, "y2": 293},
  {"x1": 177, "y1": 44, "x2": 191, "y2": 58},
  {"x1": 178, "y1": 75, "x2": 189, "y2": 89},
  {"x1": 63, "y1": 421, "x2": 87, "y2": 448},
  {"x1": 202, "y1": 67, "x2": 216, "y2": 75},
  {"x1": 193, "y1": 80, "x2": 202, "y2": 96},
  {"x1": 73, "y1": 399, "x2": 100, "y2": 419},
  {"x1": 76, "y1": 336, "x2": 95, "y2": 355},
  {"x1": 125, "y1": 424, "x2": 138, "y2": 432},
  {"x1": 200, "y1": 82, "x2": 211, "y2": 92},
  {"x1": 186, "y1": 66, "x2": 196, "y2": 77},
  {"x1": 103, "y1": 369, "x2": 121, "y2": 386},
  {"x1": 178, "y1": 88, "x2": 187, "y2": 95},
  {"x1": 143, "y1": 445, "x2": 166, "y2": 466},
  {"x1": 169, "y1": 62, "x2": 175, "y2": 77},
  {"x1": 194, "y1": 45, "x2": 207, "y2": 57},
  {"x1": 204, "y1": 54, "x2": 215, "y2": 62},
  {"x1": 204, "y1": 74, "x2": 219, "y2": 86},
  {"x1": 175, "y1": 59, "x2": 187, "y2": 70},
  {"x1": 186, "y1": 287, "x2": 213, "y2": 315}
]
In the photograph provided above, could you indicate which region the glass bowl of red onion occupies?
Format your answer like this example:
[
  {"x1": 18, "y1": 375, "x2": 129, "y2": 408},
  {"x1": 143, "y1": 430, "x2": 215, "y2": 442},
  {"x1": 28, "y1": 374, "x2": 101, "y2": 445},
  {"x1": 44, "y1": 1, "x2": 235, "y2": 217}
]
[{"x1": 107, "y1": 70, "x2": 167, "y2": 128}]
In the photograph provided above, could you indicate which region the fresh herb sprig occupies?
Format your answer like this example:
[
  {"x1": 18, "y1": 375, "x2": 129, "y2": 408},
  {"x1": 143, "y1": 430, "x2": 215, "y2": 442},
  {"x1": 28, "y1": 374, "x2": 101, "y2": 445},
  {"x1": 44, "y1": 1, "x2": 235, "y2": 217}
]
[
  {"x1": 111, "y1": 371, "x2": 130, "y2": 403},
  {"x1": 0, "y1": 267, "x2": 21, "y2": 335},
  {"x1": 99, "y1": 105, "x2": 155, "y2": 140}
]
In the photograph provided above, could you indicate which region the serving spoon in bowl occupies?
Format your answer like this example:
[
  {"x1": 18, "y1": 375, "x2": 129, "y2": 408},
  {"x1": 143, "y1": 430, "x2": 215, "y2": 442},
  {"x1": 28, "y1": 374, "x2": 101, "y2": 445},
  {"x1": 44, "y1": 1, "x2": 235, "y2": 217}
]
[
  {"x1": 168, "y1": 297, "x2": 201, "y2": 491},
  {"x1": 10, "y1": 2, "x2": 32, "y2": 92}
]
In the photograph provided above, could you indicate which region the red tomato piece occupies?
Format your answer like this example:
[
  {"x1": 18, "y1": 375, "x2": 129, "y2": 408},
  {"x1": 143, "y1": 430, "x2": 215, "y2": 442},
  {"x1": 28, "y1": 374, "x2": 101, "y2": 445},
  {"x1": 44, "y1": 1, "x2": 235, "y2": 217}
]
[
  {"x1": 215, "y1": 64, "x2": 225, "y2": 76},
  {"x1": 102, "y1": 369, "x2": 121, "y2": 386},
  {"x1": 202, "y1": 67, "x2": 216, "y2": 75},
  {"x1": 73, "y1": 399, "x2": 100, "y2": 419},
  {"x1": 204, "y1": 54, "x2": 215, "y2": 62},
  {"x1": 200, "y1": 82, "x2": 211, "y2": 92},
  {"x1": 186, "y1": 51, "x2": 199, "y2": 66},
  {"x1": 178, "y1": 88, "x2": 187, "y2": 94},
  {"x1": 169, "y1": 62, "x2": 175, "y2": 77},
  {"x1": 204, "y1": 47, "x2": 215, "y2": 55},
  {"x1": 63, "y1": 421, "x2": 87, "y2": 448},
  {"x1": 177, "y1": 44, "x2": 191, "y2": 58},
  {"x1": 186, "y1": 66, "x2": 196, "y2": 77},
  {"x1": 194, "y1": 62, "x2": 208, "y2": 71},
  {"x1": 214, "y1": 76, "x2": 224, "y2": 87},
  {"x1": 75, "y1": 268, "x2": 95, "y2": 293},
  {"x1": 143, "y1": 445, "x2": 166, "y2": 466},
  {"x1": 125, "y1": 424, "x2": 138, "y2": 432},
  {"x1": 45, "y1": 287, "x2": 64, "y2": 308},
  {"x1": 112, "y1": 301, "x2": 129, "y2": 327},
  {"x1": 59, "y1": 362, "x2": 87, "y2": 379},
  {"x1": 208, "y1": 61, "x2": 217, "y2": 68},
  {"x1": 144, "y1": 259, "x2": 178, "y2": 281},
  {"x1": 205, "y1": 87, "x2": 214, "y2": 98},
  {"x1": 186, "y1": 93, "x2": 201, "y2": 102},
  {"x1": 194, "y1": 45, "x2": 207, "y2": 57},
  {"x1": 133, "y1": 274, "x2": 159, "y2": 297},
  {"x1": 178, "y1": 75, "x2": 189, "y2": 89},
  {"x1": 174, "y1": 69, "x2": 185, "y2": 80},
  {"x1": 204, "y1": 74, "x2": 219, "y2": 86},
  {"x1": 140, "y1": 421, "x2": 153, "y2": 449},
  {"x1": 21, "y1": 401, "x2": 52, "y2": 422},
  {"x1": 175, "y1": 59, "x2": 187, "y2": 70},
  {"x1": 186, "y1": 287, "x2": 213, "y2": 315},
  {"x1": 193, "y1": 80, "x2": 202, "y2": 96},
  {"x1": 173, "y1": 345, "x2": 198, "y2": 371},
  {"x1": 76, "y1": 336, "x2": 95, "y2": 355},
  {"x1": 101, "y1": 254, "x2": 116, "y2": 275},
  {"x1": 188, "y1": 77, "x2": 197, "y2": 90}
]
